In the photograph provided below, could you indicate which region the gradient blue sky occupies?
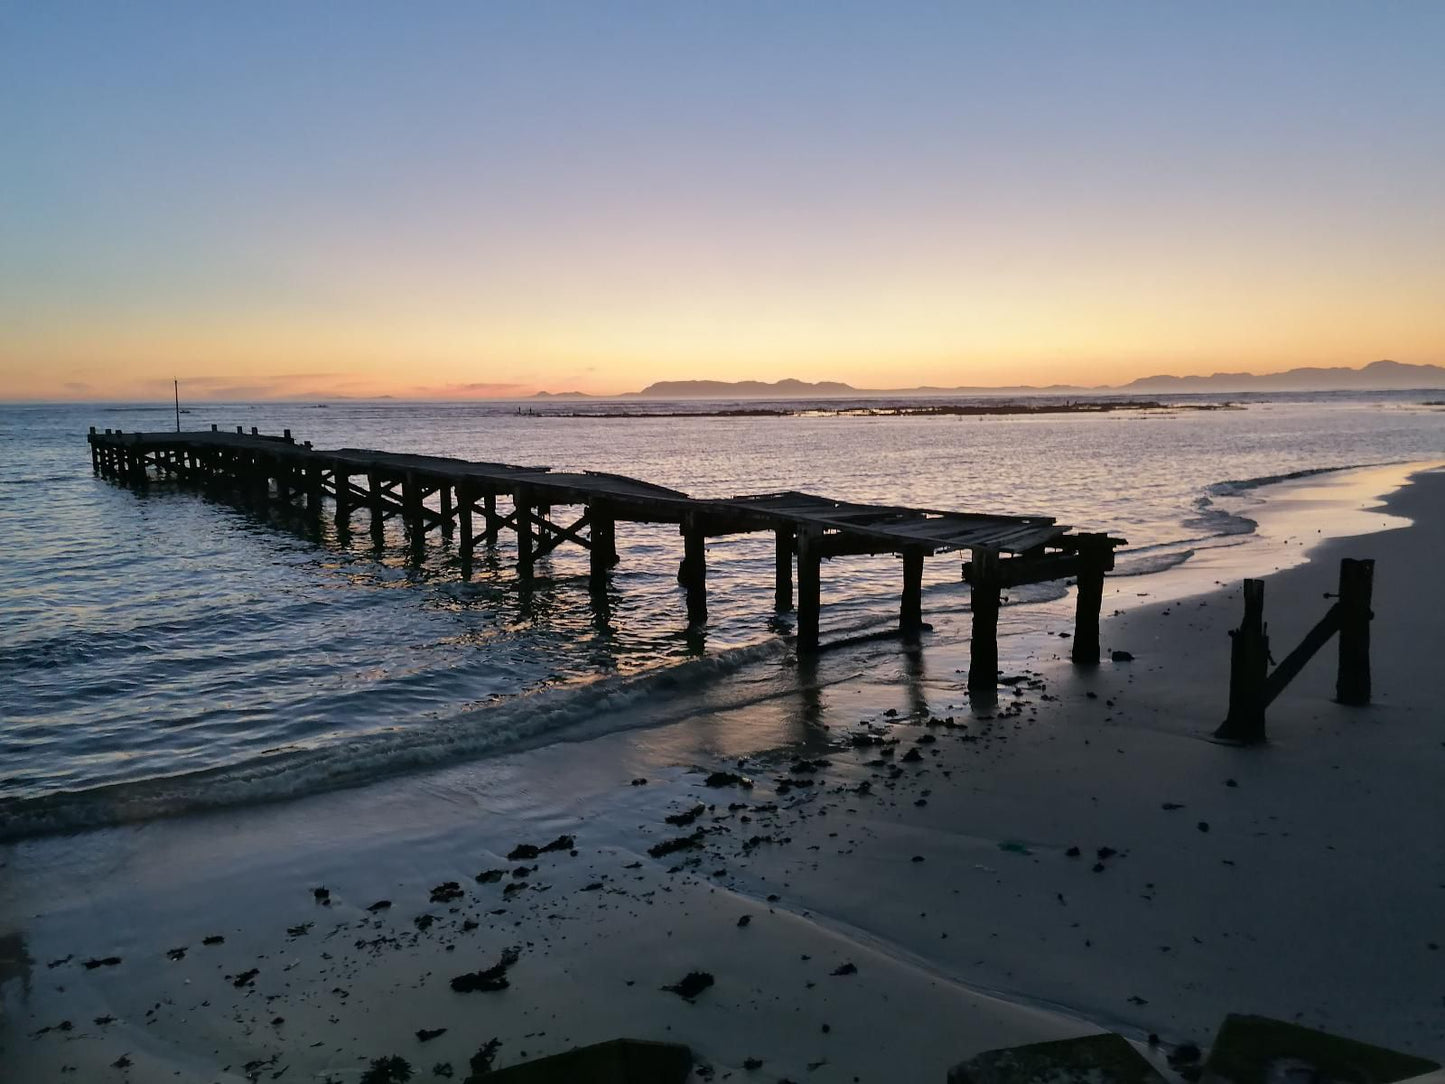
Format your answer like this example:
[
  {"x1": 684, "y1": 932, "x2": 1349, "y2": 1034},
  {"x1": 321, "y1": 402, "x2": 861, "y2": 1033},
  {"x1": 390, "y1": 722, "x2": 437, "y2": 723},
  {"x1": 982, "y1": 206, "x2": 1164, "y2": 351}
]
[{"x1": 3, "y1": 1, "x2": 1442, "y2": 398}]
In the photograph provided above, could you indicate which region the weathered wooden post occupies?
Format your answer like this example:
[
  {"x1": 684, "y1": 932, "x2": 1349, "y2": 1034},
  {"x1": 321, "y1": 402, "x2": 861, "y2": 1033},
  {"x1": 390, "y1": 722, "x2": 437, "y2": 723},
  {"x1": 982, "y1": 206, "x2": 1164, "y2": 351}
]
[
  {"x1": 1070, "y1": 534, "x2": 1112, "y2": 665},
  {"x1": 457, "y1": 482, "x2": 475, "y2": 579},
  {"x1": 404, "y1": 471, "x2": 424, "y2": 561},
  {"x1": 1335, "y1": 558, "x2": 1374, "y2": 706},
  {"x1": 483, "y1": 492, "x2": 499, "y2": 547},
  {"x1": 304, "y1": 464, "x2": 322, "y2": 517},
  {"x1": 334, "y1": 470, "x2": 351, "y2": 531},
  {"x1": 968, "y1": 548, "x2": 1001, "y2": 700},
  {"x1": 589, "y1": 498, "x2": 617, "y2": 583},
  {"x1": 680, "y1": 512, "x2": 707, "y2": 625},
  {"x1": 368, "y1": 471, "x2": 384, "y2": 546},
  {"x1": 796, "y1": 526, "x2": 822, "y2": 654},
  {"x1": 1215, "y1": 579, "x2": 1269, "y2": 744},
  {"x1": 515, "y1": 487, "x2": 534, "y2": 578},
  {"x1": 89, "y1": 428, "x2": 99, "y2": 473},
  {"x1": 900, "y1": 546, "x2": 925, "y2": 634},
  {"x1": 439, "y1": 483, "x2": 453, "y2": 538},
  {"x1": 775, "y1": 527, "x2": 793, "y2": 611}
]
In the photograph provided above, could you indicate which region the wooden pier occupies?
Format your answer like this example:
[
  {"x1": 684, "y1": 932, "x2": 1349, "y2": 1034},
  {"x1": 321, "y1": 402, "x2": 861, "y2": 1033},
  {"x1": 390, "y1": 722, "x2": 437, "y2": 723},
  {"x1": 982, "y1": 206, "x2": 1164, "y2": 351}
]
[{"x1": 87, "y1": 426, "x2": 1124, "y2": 693}]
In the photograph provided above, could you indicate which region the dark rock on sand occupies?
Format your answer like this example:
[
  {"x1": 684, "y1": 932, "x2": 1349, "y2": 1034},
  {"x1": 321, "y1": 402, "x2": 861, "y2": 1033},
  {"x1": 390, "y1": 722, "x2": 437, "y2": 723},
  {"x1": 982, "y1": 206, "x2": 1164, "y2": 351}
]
[
  {"x1": 417, "y1": 1027, "x2": 448, "y2": 1042},
  {"x1": 1204, "y1": 1014, "x2": 1438, "y2": 1084},
  {"x1": 232, "y1": 968, "x2": 259, "y2": 988},
  {"x1": 467, "y1": 1038, "x2": 503, "y2": 1080},
  {"x1": 948, "y1": 1032, "x2": 1165, "y2": 1084},
  {"x1": 1111, "y1": 650, "x2": 1135, "y2": 662},
  {"x1": 166, "y1": 947, "x2": 187, "y2": 961},
  {"x1": 83, "y1": 956, "x2": 121, "y2": 969},
  {"x1": 831, "y1": 962, "x2": 857, "y2": 976},
  {"x1": 744, "y1": 1057, "x2": 764, "y2": 1070},
  {"x1": 475, "y1": 869, "x2": 506, "y2": 884},
  {"x1": 508, "y1": 844, "x2": 541, "y2": 861},
  {"x1": 1065, "y1": 846, "x2": 1081, "y2": 858},
  {"x1": 313, "y1": 886, "x2": 331, "y2": 904},
  {"x1": 430, "y1": 882, "x2": 465, "y2": 904},
  {"x1": 478, "y1": 1038, "x2": 690, "y2": 1083},
  {"x1": 450, "y1": 948, "x2": 519, "y2": 992},
  {"x1": 662, "y1": 971, "x2": 715, "y2": 1000},
  {"x1": 737, "y1": 915, "x2": 751, "y2": 928},
  {"x1": 202, "y1": 935, "x2": 224, "y2": 945},
  {"x1": 539, "y1": 834, "x2": 575, "y2": 853},
  {"x1": 666, "y1": 804, "x2": 706, "y2": 827},
  {"x1": 648, "y1": 830, "x2": 705, "y2": 859},
  {"x1": 368, "y1": 899, "x2": 393, "y2": 911},
  {"x1": 705, "y1": 771, "x2": 753, "y2": 788}
]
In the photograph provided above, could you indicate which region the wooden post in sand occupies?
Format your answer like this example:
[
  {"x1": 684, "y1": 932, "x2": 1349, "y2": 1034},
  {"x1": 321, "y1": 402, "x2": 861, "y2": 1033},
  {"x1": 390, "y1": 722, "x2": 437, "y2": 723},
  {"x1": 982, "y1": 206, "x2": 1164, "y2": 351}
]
[
  {"x1": 968, "y1": 548, "x2": 1001, "y2": 700},
  {"x1": 1335, "y1": 558, "x2": 1374, "y2": 706},
  {"x1": 680, "y1": 512, "x2": 708, "y2": 625},
  {"x1": 1216, "y1": 579, "x2": 1269, "y2": 744},
  {"x1": 774, "y1": 527, "x2": 794, "y2": 611},
  {"x1": 1070, "y1": 534, "x2": 1113, "y2": 665},
  {"x1": 900, "y1": 546, "x2": 925, "y2": 635},
  {"x1": 796, "y1": 526, "x2": 821, "y2": 654}
]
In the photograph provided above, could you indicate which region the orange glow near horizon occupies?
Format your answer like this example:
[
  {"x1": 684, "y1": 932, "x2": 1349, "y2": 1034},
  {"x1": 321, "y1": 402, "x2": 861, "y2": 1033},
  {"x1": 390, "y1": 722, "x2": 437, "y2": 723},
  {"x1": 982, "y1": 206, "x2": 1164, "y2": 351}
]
[{"x1": 3, "y1": 5, "x2": 1442, "y2": 401}]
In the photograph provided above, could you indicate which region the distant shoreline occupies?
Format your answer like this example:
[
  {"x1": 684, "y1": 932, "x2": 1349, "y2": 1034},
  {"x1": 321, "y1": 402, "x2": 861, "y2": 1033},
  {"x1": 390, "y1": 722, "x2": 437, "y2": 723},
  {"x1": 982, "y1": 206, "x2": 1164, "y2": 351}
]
[{"x1": 525, "y1": 399, "x2": 1242, "y2": 419}]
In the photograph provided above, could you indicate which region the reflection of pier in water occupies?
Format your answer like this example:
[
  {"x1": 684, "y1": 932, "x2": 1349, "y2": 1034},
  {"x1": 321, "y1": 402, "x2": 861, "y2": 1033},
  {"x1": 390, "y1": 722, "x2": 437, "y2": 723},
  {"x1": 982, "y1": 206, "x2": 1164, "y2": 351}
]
[{"x1": 87, "y1": 427, "x2": 1123, "y2": 695}]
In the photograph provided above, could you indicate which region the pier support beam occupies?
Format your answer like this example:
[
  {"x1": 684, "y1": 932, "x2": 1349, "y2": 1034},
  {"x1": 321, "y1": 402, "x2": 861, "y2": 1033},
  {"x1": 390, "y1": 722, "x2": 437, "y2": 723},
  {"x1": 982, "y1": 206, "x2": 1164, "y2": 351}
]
[
  {"x1": 439, "y1": 483, "x2": 453, "y2": 537},
  {"x1": 796, "y1": 526, "x2": 821, "y2": 654},
  {"x1": 900, "y1": 546, "x2": 924, "y2": 634},
  {"x1": 774, "y1": 528, "x2": 793, "y2": 611},
  {"x1": 515, "y1": 488, "x2": 534, "y2": 578},
  {"x1": 368, "y1": 471, "x2": 384, "y2": 546},
  {"x1": 589, "y1": 499, "x2": 618, "y2": 583},
  {"x1": 335, "y1": 471, "x2": 352, "y2": 532},
  {"x1": 457, "y1": 483, "x2": 475, "y2": 578},
  {"x1": 1335, "y1": 557, "x2": 1374, "y2": 705},
  {"x1": 680, "y1": 514, "x2": 707, "y2": 625},
  {"x1": 404, "y1": 471, "x2": 424, "y2": 560},
  {"x1": 968, "y1": 548, "x2": 1001, "y2": 700},
  {"x1": 484, "y1": 493, "x2": 499, "y2": 547}
]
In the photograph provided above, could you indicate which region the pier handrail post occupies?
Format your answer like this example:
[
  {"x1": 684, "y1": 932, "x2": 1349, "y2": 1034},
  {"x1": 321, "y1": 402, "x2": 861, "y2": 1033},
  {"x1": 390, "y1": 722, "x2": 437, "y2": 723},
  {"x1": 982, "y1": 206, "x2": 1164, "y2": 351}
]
[
  {"x1": 1335, "y1": 558, "x2": 1374, "y2": 706},
  {"x1": 900, "y1": 545, "x2": 925, "y2": 635},
  {"x1": 367, "y1": 470, "x2": 384, "y2": 546},
  {"x1": 796, "y1": 525, "x2": 822, "y2": 654},
  {"x1": 967, "y1": 548, "x2": 1001, "y2": 702},
  {"x1": 774, "y1": 527, "x2": 794, "y2": 611},
  {"x1": 1215, "y1": 579, "x2": 1269, "y2": 744},
  {"x1": 403, "y1": 470, "x2": 424, "y2": 562}
]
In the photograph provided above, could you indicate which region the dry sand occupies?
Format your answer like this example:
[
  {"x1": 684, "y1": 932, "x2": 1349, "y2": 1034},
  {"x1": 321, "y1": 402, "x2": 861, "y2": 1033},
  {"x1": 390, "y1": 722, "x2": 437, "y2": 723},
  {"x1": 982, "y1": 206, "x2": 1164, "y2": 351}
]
[{"x1": 2, "y1": 466, "x2": 1441, "y2": 1082}]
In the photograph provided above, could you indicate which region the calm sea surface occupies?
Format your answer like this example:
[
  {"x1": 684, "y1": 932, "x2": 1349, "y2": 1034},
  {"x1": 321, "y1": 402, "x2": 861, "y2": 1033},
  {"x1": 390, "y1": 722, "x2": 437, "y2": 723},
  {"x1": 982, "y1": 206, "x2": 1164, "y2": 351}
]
[{"x1": 2, "y1": 393, "x2": 1441, "y2": 837}]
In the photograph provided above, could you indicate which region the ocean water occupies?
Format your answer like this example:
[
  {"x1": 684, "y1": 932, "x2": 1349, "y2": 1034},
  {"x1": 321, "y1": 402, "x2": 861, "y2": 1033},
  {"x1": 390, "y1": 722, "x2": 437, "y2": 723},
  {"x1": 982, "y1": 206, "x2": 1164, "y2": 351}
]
[{"x1": 1, "y1": 393, "x2": 1441, "y2": 838}]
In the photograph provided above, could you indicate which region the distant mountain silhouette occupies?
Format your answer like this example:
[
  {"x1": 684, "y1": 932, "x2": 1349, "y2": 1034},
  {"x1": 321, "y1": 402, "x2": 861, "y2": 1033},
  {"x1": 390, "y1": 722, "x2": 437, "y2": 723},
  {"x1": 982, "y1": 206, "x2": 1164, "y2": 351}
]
[
  {"x1": 1120, "y1": 359, "x2": 1445, "y2": 392},
  {"x1": 559, "y1": 361, "x2": 1444, "y2": 399}
]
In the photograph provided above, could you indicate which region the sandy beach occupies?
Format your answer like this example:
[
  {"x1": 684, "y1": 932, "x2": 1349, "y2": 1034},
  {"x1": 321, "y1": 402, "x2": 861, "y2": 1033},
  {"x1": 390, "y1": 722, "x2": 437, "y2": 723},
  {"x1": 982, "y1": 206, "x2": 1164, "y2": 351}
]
[{"x1": 3, "y1": 465, "x2": 1442, "y2": 1082}]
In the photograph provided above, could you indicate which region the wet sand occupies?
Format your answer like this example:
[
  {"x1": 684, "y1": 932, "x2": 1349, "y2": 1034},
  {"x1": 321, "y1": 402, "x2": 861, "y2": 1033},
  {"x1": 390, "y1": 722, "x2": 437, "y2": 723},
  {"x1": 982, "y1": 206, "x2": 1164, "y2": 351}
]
[{"x1": 2, "y1": 467, "x2": 1442, "y2": 1082}]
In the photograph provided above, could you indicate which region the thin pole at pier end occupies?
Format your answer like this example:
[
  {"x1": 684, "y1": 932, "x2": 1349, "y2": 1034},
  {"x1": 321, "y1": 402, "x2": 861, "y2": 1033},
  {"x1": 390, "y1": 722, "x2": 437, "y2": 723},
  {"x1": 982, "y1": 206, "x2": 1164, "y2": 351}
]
[{"x1": 174, "y1": 379, "x2": 181, "y2": 432}]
